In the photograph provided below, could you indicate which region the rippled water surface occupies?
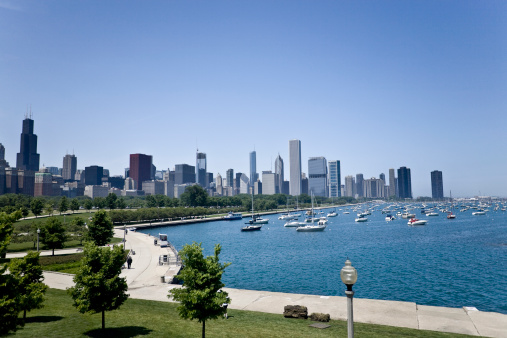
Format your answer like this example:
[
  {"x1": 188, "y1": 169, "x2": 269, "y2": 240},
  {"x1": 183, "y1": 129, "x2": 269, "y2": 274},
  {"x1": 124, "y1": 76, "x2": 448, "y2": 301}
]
[{"x1": 140, "y1": 208, "x2": 507, "y2": 314}]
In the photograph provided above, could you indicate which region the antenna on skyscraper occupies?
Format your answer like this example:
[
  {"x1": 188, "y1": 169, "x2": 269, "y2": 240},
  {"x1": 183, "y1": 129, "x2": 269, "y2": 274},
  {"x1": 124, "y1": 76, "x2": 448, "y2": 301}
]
[{"x1": 30, "y1": 104, "x2": 32, "y2": 119}]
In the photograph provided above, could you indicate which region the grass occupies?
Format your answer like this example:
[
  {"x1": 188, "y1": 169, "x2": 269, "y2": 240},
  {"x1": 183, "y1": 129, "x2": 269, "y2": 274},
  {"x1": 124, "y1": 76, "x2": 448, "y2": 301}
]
[
  {"x1": 39, "y1": 253, "x2": 84, "y2": 274},
  {"x1": 15, "y1": 212, "x2": 95, "y2": 230},
  {"x1": 7, "y1": 237, "x2": 123, "y2": 253},
  {"x1": 12, "y1": 289, "x2": 474, "y2": 338}
]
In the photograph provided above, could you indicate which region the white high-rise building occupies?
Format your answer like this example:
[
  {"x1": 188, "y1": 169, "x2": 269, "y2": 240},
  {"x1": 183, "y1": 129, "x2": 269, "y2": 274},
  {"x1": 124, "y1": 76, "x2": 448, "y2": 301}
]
[
  {"x1": 289, "y1": 139, "x2": 301, "y2": 196},
  {"x1": 262, "y1": 171, "x2": 276, "y2": 195},
  {"x1": 308, "y1": 157, "x2": 328, "y2": 197}
]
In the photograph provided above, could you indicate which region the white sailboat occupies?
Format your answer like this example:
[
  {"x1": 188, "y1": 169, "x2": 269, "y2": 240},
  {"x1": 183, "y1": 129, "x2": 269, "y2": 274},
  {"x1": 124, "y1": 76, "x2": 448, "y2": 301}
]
[{"x1": 297, "y1": 192, "x2": 326, "y2": 232}]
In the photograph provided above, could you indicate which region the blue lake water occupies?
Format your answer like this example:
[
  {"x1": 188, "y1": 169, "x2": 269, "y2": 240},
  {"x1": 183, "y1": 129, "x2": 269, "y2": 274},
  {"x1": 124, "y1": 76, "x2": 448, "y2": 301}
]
[{"x1": 140, "y1": 207, "x2": 507, "y2": 314}]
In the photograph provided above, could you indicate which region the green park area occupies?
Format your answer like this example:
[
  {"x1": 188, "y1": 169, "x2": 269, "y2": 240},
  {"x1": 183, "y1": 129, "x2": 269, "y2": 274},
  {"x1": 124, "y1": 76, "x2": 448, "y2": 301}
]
[{"x1": 15, "y1": 288, "x2": 472, "y2": 338}]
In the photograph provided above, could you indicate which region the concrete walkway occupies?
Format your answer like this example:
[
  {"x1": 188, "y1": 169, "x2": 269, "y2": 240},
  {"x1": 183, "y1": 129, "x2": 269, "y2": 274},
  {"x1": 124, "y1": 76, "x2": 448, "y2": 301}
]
[{"x1": 40, "y1": 229, "x2": 507, "y2": 338}]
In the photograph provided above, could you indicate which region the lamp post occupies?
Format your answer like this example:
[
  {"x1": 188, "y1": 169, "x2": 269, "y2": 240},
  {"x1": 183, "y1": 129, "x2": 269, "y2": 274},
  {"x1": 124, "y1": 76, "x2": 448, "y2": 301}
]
[
  {"x1": 37, "y1": 228, "x2": 40, "y2": 252},
  {"x1": 341, "y1": 259, "x2": 358, "y2": 338}
]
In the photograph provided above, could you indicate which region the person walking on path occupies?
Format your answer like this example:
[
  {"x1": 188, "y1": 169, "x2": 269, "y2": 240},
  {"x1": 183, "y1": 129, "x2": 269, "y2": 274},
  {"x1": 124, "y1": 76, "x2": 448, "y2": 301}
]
[{"x1": 127, "y1": 255, "x2": 133, "y2": 269}]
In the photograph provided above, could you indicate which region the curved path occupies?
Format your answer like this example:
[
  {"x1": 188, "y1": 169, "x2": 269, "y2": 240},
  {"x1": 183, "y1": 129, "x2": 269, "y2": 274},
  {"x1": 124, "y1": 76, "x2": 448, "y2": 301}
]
[{"x1": 39, "y1": 228, "x2": 506, "y2": 337}]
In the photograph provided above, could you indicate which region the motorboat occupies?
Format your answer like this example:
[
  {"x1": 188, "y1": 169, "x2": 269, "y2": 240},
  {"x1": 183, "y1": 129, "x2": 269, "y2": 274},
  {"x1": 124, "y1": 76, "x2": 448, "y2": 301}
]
[
  {"x1": 385, "y1": 214, "x2": 395, "y2": 221},
  {"x1": 408, "y1": 218, "x2": 427, "y2": 226},
  {"x1": 327, "y1": 209, "x2": 337, "y2": 217},
  {"x1": 355, "y1": 217, "x2": 368, "y2": 222},
  {"x1": 284, "y1": 221, "x2": 306, "y2": 227},
  {"x1": 402, "y1": 212, "x2": 416, "y2": 219},
  {"x1": 245, "y1": 215, "x2": 269, "y2": 225},
  {"x1": 447, "y1": 212, "x2": 456, "y2": 219},
  {"x1": 472, "y1": 211, "x2": 486, "y2": 215},
  {"x1": 241, "y1": 225, "x2": 262, "y2": 231},
  {"x1": 318, "y1": 217, "x2": 328, "y2": 225},
  {"x1": 278, "y1": 213, "x2": 297, "y2": 221},
  {"x1": 343, "y1": 211, "x2": 350, "y2": 214},
  {"x1": 426, "y1": 212, "x2": 439, "y2": 216},
  {"x1": 224, "y1": 212, "x2": 242, "y2": 220}
]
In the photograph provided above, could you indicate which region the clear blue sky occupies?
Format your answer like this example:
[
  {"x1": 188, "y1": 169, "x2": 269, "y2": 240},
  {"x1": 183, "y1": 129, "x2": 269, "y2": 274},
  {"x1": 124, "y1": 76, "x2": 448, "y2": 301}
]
[{"x1": 1, "y1": 0, "x2": 506, "y2": 197}]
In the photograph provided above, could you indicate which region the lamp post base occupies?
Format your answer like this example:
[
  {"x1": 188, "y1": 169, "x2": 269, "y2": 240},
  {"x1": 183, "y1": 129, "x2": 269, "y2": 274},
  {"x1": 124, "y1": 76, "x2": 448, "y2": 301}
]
[{"x1": 345, "y1": 290, "x2": 355, "y2": 338}]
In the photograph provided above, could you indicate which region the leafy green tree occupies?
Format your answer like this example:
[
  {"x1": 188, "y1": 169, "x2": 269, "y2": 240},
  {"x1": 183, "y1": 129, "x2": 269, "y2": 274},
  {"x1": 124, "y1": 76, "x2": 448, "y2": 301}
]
[
  {"x1": 30, "y1": 198, "x2": 44, "y2": 218},
  {"x1": 20, "y1": 206, "x2": 30, "y2": 219},
  {"x1": 105, "y1": 193, "x2": 118, "y2": 210},
  {"x1": 41, "y1": 217, "x2": 67, "y2": 255},
  {"x1": 93, "y1": 197, "x2": 106, "y2": 209},
  {"x1": 84, "y1": 198, "x2": 93, "y2": 212},
  {"x1": 45, "y1": 203, "x2": 54, "y2": 216},
  {"x1": 145, "y1": 195, "x2": 157, "y2": 208},
  {"x1": 67, "y1": 217, "x2": 88, "y2": 245},
  {"x1": 169, "y1": 242, "x2": 231, "y2": 338},
  {"x1": 70, "y1": 198, "x2": 80, "y2": 214},
  {"x1": 68, "y1": 243, "x2": 128, "y2": 330},
  {"x1": 87, "y1": 210, "x2": 114, "y2": 246},
  {"x1": 9, "y1": 251, "x2": 47, "y2": 320},
  {"x1": 181, "y1": 185, "x2": 209, "y2": 207},
  {"x1": 116, "y1": 197, "x2": 126, "y2": 210},
  {"x1": 59, "y1": 196, "x2": 69, "y2": 215},
  {"x1": 0, "y1": 211, "x2": 22, "y2": 334}
]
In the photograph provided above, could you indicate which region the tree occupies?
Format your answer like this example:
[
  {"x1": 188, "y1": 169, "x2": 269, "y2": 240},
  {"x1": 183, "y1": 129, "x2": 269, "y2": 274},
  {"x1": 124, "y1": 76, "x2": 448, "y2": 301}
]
[
  {"x1": 116, "y1": 197, "x2": 126, "y2": 210},
  {"x1": 145, "y1": 195, "x2": 157, "y2": 208},
  {"x1": 84, "y1": 198, "x2": 93, "y2": 212},
  {"x1": 20, "y1": 206, "x2": 30, "y2": 219},
  {"x1": 87, "y1": 210, "x2": 114, "y2": 246},
  {"x1": 0, "y1": 211, "x2": 22, "y2": 334},
  {"x1": 30, "y1": 198, "x2": 44, "y2": 218},
  {"x1": 58, "y1": 196, "x2": 69, "y2": 215},
  {"x1": 180, "y1": 185, "x2": 209, "y2": 207},
  {"x1": 169, "y1": 242, "x2": 231, "y2": 338},
  {"x1": 45, "y1": 203, "x2": 54, "y2": 216},
  {"x1": 9, "y1": 251, "x2": 47, "y2": 320},
  {"x1": 41, "y1": 217, "x2": 67, "y2": 255},
  {"x1": 67, "y1": 217, "x2": 88, "y2": 245},
  {"x1": 70, "y1": 198, "x2": 80, "y2": 214},
  {"x1": 105, "y1": 193, "x2": 118, "y2": 210},
  {"x1": 68, "y1": 243, "x2": 128, "y2": 330}
]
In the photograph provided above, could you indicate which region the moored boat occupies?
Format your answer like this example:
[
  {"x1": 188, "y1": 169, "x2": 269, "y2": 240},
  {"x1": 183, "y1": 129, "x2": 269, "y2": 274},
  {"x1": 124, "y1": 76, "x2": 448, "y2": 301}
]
[
  {"x1": 224, "y1": 212, "x2": 242, "y2": 220},
  {"x1": 408, "y1": 218, "x2": 427, "y2": 226}
]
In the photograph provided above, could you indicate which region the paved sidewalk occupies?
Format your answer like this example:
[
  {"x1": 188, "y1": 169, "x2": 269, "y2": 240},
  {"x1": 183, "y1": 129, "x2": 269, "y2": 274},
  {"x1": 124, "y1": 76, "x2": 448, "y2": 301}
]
[{"x1": 40, "y1": 229, "x2": 507, "y2": 338}]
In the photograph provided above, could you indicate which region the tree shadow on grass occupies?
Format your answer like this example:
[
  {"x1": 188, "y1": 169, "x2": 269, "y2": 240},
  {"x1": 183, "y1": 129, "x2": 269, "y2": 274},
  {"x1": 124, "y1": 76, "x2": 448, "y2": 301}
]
[
  {"x1": 84, "y1": 326, "x2": 152, "y2": 337},
  {"x1": 25, "y1": 315, "x2": 64, "y2": 323}
]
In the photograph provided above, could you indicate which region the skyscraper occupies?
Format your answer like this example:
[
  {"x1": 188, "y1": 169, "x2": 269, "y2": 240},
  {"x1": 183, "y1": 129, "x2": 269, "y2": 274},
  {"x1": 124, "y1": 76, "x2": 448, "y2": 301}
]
[
  {"x1": 84, "y1": 165, "x2": 103, "y2": 186},
  {"x1": 226, "y1": 169, "x2": 234, "y2": 187},
  {"x1": 262, "y1": 171, "x2": 276, "y2": 195},
  {"x1": 16, "y1": 116, "x2": 40, "y2": 172},
  {"x1": 344, "y1": 175, "x2": 356, "y2": 197},
  {"x1": 0, "y1": 143, "x2": 5, "y2": 161},
  {"x1": 431, "y1": 170, "x2": 444, "y2": 199},
  {"x1": 129, "y1": 153, "x2": 153, "y2": 190},
  {"x1": 175, "y1": 164, "x2": 195, "y2": 184},
  {"x1": 308, "y1": 157, "x2": 328, "y2": 197},
  {"x1": 274, "y1": 154, "x2": 284, "y2": 194},
  {"x1": 389, "y1": 168, "x2": 397, "y2": 197},
  {"x1": 397, "y1": 166, "x2": 412, "y2": 199},
  {"x1": 62, "y1": 154, "x2": 77, "y2": 181},
  {"x1": 249, "y1": 151, "x2": 257, "y2": 186},
  {"x1": 328, "y1": 160, "x2": 341, "y2": 198},
  {"x1": 196, "y1": 152, "x2": 207, "y2": 187},
  {"x1": 355, "y1": 174, "x2": 364, "y2": 198},
  {"x1": 289, "y1": 139, "x2": 302, "y2": 196},
  {"x1": 379, "y1": 173, "x2": 385, "y2": 183}
]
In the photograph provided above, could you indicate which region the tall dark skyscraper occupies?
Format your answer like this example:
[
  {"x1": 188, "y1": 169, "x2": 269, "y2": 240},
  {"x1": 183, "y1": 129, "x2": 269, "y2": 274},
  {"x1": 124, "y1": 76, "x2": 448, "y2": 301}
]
[
  {"x1": 84, "y1": 165, "x2": 103, "y2": 186},
  {"x1": 356, "y1": 173, "x2": 364, "y2": 197},
  {"x1": 431, "y1": 170, "x2": 444, "y2": 199},
  {"x1": 62, "y1": 154, "x2": 77, "y2": 181},
  {"x1": 249, "y1": 151, "x2": 257, "y2": 186},
  {"x1": 130, "y1": 153, "x2": 153, "y2": 190},
  {"x1": 175, "y1": 164, "x2": 196, "y2": 184},
  {"x1": 0, "y1": 143, "x2": 5, "y2": 161},
  {"x1": 397, "y1": 166, "x2": 412, "y2": 199},
  {"x1": 16, "y1": 116, "x2": 40, "y2": 172}
]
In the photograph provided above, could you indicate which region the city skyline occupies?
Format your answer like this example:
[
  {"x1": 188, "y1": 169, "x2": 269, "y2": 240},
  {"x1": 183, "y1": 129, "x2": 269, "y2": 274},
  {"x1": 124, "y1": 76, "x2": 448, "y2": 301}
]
[{"x1": 1, "y1": 1, "x2": 506, "y2": 197}]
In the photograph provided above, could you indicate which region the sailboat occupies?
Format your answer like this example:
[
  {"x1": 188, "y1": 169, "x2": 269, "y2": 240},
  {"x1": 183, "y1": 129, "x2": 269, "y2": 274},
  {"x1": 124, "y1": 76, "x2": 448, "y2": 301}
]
[
  {"x1": 297, "y1": 192, "x2": 326, "y2": 232},
  {"x1": 242, "y1": 192, "x2": 266, "y2": 231}
]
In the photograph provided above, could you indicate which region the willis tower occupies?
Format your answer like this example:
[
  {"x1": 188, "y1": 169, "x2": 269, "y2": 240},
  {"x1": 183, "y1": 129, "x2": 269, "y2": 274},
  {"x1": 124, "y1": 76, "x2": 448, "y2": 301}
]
[{"x1": 16, "y1": 114, "x2": 40, "y2": 171}]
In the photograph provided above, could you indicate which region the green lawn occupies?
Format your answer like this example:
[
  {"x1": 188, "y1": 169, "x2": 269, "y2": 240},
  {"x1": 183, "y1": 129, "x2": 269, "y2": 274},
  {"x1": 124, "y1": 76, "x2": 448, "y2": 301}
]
[
  {"x1": 7, "y1": 237, "x2": 123, "y2": 253},
  {"x1": 13, "y1": 289, "x2": 473, "y2": 338}
]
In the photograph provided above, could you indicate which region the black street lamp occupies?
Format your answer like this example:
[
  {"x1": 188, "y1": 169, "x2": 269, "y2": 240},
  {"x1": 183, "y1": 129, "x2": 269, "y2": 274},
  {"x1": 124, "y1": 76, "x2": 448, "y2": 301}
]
[
  {"x1": 37, "y1": 228, "x2": 40, "y2": 252},
  {"x1": 341, "y1": 259, "x2": 358, "y2": 338}
]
